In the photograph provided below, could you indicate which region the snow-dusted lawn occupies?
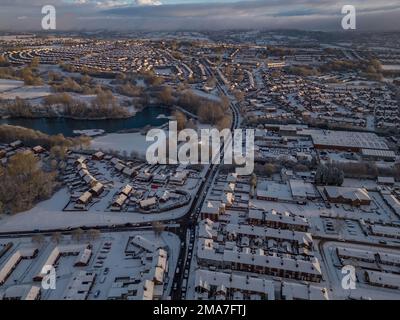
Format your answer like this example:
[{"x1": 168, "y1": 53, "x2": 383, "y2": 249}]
[
  {"x1": 1, "y1": 85, "x2": 51, "y2": 100},
  {"x1": 90, "y1": 132, "x2": 152, "y2": 157},
  {"x1": 0, "y1": 79, "x2": 24, "y2": 93}
]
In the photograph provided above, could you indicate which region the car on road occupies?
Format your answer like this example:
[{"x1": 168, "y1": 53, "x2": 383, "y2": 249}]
[{"x1": 103, "y1": 268, "x2": 110, "y2": 275}]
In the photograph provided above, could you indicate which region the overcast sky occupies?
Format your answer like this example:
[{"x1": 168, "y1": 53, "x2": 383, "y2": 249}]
[{"x1": 0, "y1": 0, "x2": 399, "y2": 31}]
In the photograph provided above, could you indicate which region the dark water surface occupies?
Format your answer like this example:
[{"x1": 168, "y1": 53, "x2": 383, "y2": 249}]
[{"x1": 0, "y1": 106, "x2": 171, "y2": 137}]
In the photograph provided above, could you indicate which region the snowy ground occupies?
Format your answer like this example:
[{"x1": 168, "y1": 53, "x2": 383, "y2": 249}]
[
  {"x1": 0, "y1": 85, "x2": 51, "y2": 100},
  {"x1": 0, "y1": 79, "x2": 24, "y2": 93},
  {"x1": 320, "y1": 241, "x2": 400, "y2": 300},
  {"x1": 190, "y1": 89, "x2": 221, "y2": 102},
  {"x1": 0, "y1": 231, "x2": 181, "y2": 300},
  {"x1": 90, "y1": 132, "x2": 151, "y2": 157},
  {"x1": 0, "y1": 155, "x2": 206, "y2": 233},
  {"x1": 0, "y1": 187, "x2": 194, "y2": 233}
]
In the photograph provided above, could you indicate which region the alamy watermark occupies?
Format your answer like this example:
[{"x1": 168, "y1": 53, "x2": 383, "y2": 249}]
[
  {"x1": 41, "y1": 5, "x2": 56, "y2": 30},
  {"x1": 146, "y1": 121, "x2": 255, "y2": 175},
  {"x1": 41, "y1": 265, "x2": 56, "y2": 290},
  {"x1": 341, "y1": 265, "x2": 356, "y2": 290},
  {"x1": 341, "y1": 5, "x2": 356, "y2": 30}
]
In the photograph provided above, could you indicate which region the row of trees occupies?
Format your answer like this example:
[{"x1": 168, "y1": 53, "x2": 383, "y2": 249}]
[
  {"x1": 0, "y1": 124, "x2": 90, "y2": 150},
  {"x1": 22, "y1": 57, "x2": 43, "y2": 85},
  {"x1": 287, "y1": 66, "x2": 320, "y2": 77},
  {"x1": 51, "y1": 76, "x2": 99, "y2": 95},
  {"x1": 117, "y1": 82, "x2": 144, "y2": 97},
  {"x1": 0, "y1": 62, "x2": 42, "y2": 84},
  {"x1": 31, "y1": 228, "x2": 101, "y2": 245},
  {"x1": 316, "y1": 161, "x2": 400, "y2": 183},
  {"x1": 336, "y1": 161, "x2": 400, "y2": 181},
  {"x1": 319, "y1": 59, "x2": 383, "y2": 81},
  {"x1": 43, "y1": 90, "x2": 131, "y2": 119},
  {"x1": 2, "y1": 97, "x2": 39, "y2": 118},
  {"x1": 286, "y1": 59, "x2": 383, "y2": 81}
]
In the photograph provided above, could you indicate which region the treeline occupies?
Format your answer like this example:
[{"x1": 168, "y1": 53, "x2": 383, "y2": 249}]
[
  {"x1": 0, "y1": 56, "x2": 10, "y2": 67},
  {"x1": 21, "y1": 59, "x2": 43, "y2": 85},
  {"x1": 319, "y1": 59, "x2": 383, "y2": 81},
  {"x1": 0, "y1": 124, "x2": 90, "y2": 149},
  {"x1": 316, "y1": 161, "x2": 400, "y2": 182},
  {"x1": 67, "y1": 90, "x2": 130, "y2": 119},
  {"x1": 286, "y1": 59, "x2": 383, "y2": 81},
  {"x1": 2, "y1": 97, "x2": 41, "y2": 118},
  {"x1": 267, "y1": 46, "x2": 295, "y2": 57},
  {"x1": 253, "y1": 156, "x2": 317, "y2": 177},
  {"x1": 0, "y1": 58, "x2": 42, "y2": 85},
  {"x1": 141, "y1": 70, "x2": 165, "y2": 87},
  {"x1": 336, "y1": 161, "x2": 400, "y2": 181},
  {"x1": 51, "y1": 75, "x2": 101, "y2": 95},
  {"x1": 287, "y1": 66, "x2": 320, "y2": 77},
  {"x1": 0, "y1": 66, "x2": 19, "y2": 80},
  {"x1": 44, "y1": 90, "x2": 130, "y2": 119},
  {"x1": 117, "y1": 82, "x2": 144, "y2": 97},
  {"x1": 0, "y1": 152, "x2": 56, "y2": 215},
  {"x1": 2, "y1": 90, "x2": 130, "y2": 120},
  {"x1": 177, "y1": 90, "x2": 231, "y2": 129}
]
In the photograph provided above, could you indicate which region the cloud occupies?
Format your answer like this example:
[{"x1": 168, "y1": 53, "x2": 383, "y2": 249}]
[
  {"x1": 135, "y1": 0, "x2": 162, "y2": 6},
  {"x1": 0, "y1": 0, "x2": 399, "y2": 31},
  {"x1": 98, "y1": 0, "x2": 400, "y2": 31}
]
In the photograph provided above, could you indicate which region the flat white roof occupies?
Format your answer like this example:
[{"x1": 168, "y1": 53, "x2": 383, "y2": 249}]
[
  {"x1": 281, "y1": 282, "x2": 329, "y2": 300},
  {"x1": 197, "y1": 239, "x2": 322, "y2": 277},
  {"x1": 306, "y1": 129, "x2": 389, "y2": 150},
  {"x1": 248, "y1": 209, "x2": 309, "y2": 228},
  {"x1": 371, "y1": 225, "x2": 400, "y2": 238},
  {"x1": 195, "y1": 269, "x2": 275, "y2": 299},
  {"x1": 366, "y1": 270, "x2": 400, "y2": 288}
]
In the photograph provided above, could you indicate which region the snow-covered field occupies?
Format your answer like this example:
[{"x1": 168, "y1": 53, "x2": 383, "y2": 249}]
[
  {"x1": 0, "y1": 79, "x2": 24, "y2": 93},
  {"x1": 0, "y1": 85, "x2": 51, "y2": 100},
  {"x1": 90, "y1": 132, "x2": 152, "y2": 157}
]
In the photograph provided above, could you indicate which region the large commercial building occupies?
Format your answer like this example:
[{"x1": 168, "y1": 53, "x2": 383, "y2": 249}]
[{"x1": 302, "y1": 130, "x2": 389, "y2": 152}]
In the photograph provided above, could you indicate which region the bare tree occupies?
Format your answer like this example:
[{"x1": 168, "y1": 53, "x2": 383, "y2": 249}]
[
  {"x1": 32, "y1": 234, "x2": 45, "y2": 245},
  {"x1": 71, "y1": 228, "x2": 85, "y2": 242},
  {"x1": 51, "y1": 232, "x2": 63, "y2": 244},
  {"x1": 87, "y1": 229, "x2": 101, "y2": 240},
  {"x1": 152, "y1": 221, "x2": 165, "y2": 239}
]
